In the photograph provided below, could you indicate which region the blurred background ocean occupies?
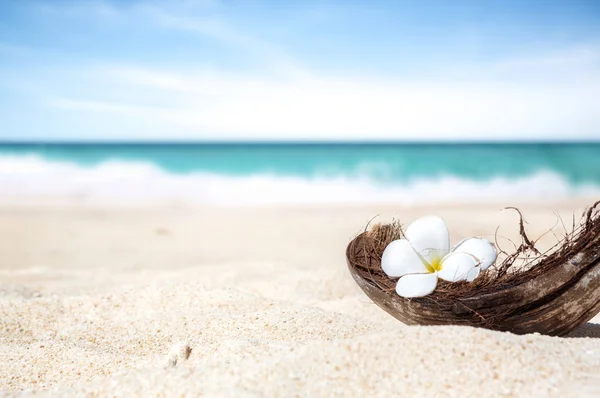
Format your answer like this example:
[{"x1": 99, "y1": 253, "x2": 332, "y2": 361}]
[
  {"x1": 1, "y1": 142, "x2": 598, "y2": 204},
  {"x1": 1, "y1": 1, "x2": 599, "y2": 205}
]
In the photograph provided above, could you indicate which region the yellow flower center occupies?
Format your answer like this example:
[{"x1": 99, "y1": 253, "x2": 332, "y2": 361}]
[{"x1": 425, "y1": 256, "x2": 443, "y2": 273}]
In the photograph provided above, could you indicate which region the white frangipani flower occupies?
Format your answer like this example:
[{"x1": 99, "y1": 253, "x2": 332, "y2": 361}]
[{"x1": 381, "y1": 215, "x2": 497, "y2": 298}]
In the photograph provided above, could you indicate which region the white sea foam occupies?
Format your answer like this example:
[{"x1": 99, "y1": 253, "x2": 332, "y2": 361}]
[{"x1": 0, "y1": 155, "x2": 597, "y2": 205}]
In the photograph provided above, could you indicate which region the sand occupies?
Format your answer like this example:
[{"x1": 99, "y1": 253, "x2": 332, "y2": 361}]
[{"x1": 1, "y1": 199, "x2": 600, "y2": 397}]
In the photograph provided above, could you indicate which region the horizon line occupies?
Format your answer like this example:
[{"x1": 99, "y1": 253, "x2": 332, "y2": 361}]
[{"x1": 0, "y1": 139, "x2": 599, "y2": 145}]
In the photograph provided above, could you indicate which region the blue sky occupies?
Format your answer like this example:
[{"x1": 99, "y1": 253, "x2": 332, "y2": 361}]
[{"x1": 1, "y1": 0, "x2": 599, "y2": 141}]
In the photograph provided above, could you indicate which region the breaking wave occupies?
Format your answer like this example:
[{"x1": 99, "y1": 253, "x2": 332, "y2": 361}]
[{"x1": 0, "y1": 155, "x2": 597, "y2": 205}]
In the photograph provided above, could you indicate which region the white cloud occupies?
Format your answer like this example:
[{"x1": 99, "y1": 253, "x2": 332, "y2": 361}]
[
  {"x1": 135, "y1": 3, "x2": 309, "y2": 78},
  {"x1": 45, "y1": 46, "x2": 600, "y2": 141},
  {"x1": 50, "y1": 98, "x2": 152, "y2": 113},
  {"x1": 7, "y1": 1, "x2": 600, "y2": 141}
]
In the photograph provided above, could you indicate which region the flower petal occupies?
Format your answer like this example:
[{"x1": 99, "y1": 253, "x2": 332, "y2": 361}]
[
  {"x1": 404, "y1": 215, "x2": 450, "y2": 265},
  {"x1": 452, "y1": 237, "x2": 497, "y2": 270},
  {"x1": 381, "y1": 239, "x2": 428, "y2": 277},
  {"x1": 395, "y1": 272, "x2": 438, "y2": 298},
  {"x1": 466, "y1": 266, "x2": 481, "y2": 282},
  {"x1": 438, "y1": 252, "x2": 478, "y2": 282}
]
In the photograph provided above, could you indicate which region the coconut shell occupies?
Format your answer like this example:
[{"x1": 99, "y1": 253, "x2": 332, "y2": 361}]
[{"x1": 346, "y1": 202, "x2": 600, "y2": 336}]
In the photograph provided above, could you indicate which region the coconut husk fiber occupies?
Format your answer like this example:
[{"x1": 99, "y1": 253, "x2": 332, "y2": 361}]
[{"x1": 346, "y1": 201, "x2": 600, "y2": 336}]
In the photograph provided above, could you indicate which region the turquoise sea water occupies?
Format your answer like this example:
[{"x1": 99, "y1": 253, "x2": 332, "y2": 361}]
[{"x1": 0, "y1": 143, "x2": 598, "y2": 204}]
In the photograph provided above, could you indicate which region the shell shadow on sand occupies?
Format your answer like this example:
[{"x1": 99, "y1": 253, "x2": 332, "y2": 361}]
[{"x1": 346, "y1": 201, "x2": 600, "y2": 337}]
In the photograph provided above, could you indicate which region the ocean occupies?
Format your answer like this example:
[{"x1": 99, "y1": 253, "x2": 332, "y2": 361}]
[{"x1": 0, "y1": 142, "x2": 598, "y2": 205}]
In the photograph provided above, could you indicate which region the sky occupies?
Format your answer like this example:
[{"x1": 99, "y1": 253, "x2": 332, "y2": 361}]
[{"x1": 0, "y1": 0, "x2": 599, "y2": 142}]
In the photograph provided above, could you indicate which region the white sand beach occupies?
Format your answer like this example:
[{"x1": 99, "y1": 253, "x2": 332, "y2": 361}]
[{"x1": 2, "y1": 199, "x2": 600, "y2": 397}]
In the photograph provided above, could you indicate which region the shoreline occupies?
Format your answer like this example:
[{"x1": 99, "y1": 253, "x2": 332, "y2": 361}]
[{"x1": 0, "y1": 194, "x2": 596, "y2": 208}]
